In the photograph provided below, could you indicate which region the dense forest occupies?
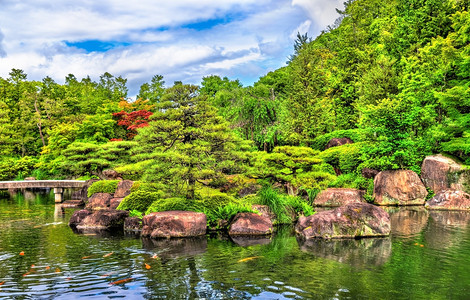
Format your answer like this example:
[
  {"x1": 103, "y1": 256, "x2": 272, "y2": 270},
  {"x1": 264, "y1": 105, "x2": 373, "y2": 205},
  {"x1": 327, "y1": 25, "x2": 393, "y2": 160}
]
[{"x1": 1, "y1": 0, "x2": 469, "y2": 221}]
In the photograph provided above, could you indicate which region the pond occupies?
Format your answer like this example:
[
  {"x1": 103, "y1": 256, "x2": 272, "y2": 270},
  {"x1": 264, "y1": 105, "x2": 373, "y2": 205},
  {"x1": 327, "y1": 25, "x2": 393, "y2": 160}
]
[{"x1": 1, "y1": 191, "x2": 470, "y2": 299}]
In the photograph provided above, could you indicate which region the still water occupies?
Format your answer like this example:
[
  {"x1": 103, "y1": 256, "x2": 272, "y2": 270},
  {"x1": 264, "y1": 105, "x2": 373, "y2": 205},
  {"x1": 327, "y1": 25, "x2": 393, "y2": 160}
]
[{"x1": 1, "y1": 191, "x2": 470, "y2": 299}]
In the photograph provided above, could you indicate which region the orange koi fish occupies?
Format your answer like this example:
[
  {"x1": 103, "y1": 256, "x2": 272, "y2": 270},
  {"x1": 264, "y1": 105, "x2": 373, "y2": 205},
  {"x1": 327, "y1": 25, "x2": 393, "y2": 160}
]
[
  {"x1": 19, "y1": 251, "x2": 25, "y2": 256},
  {"x1": 45, "y1": 266, "x2": 50, "y2": 270},
  {"x1": 0, "y1": 281, "x2": 5, "y2": 285},
  {"x1": 145, "y1": 263, "x2": 151, "y2": 270},
  {"x1": 110, "y1": 278, "x2": 133, "y2": 285},
  {"x1": 151, "y1": 254, "x2": 159, "y2": 259},
  {"x1": 237, "y1": 256, "x2": 263, "y2": 263},
  {"x1": 81, "y1": 255, "x2": 94, "y2": 259},
  {"x1": 103, "y1": 252, "x2": 113, "y2": 258}
]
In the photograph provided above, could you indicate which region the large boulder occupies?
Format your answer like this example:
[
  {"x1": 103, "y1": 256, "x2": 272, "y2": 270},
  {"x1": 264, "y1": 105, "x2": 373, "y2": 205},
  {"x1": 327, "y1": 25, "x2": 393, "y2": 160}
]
[
  {"x1": 109, "y1": 198, "x2": 124, "y2": 210},
  {"x1": 141, "y1": 211, "x2": 207, "y2": 238},
  {"x1": 124, "y1": 217, "x2": 143, "y2": 232},
  {"x1": 228, "y1": 212, "x2": 273, "y2": 236},
  {"x1": 421, "y1": 154, "x2": 469, "y2": 193},
  {"x1": 361, "y1": 168, "x2": 379, "y2": 179},
  {"x1": 86, "y1": 193, "x2": 113, "y2": 210},
  {"x1": 69, "y1": 209, "x2": 92, "y2": 227},
  {"x1": 325, "y1": 137, "x2": 353, "y2": 149},
  {"x1": 425, "y1": 189, "x2": 470, "y2": 211},
  {"x1": 295, "y1": 203, "x2": 391, "y2": 239},
  {"x1": 74, "y1": 209, "x2": 129, "y2": 230},
  {"x1": 71, "y1": 179, "x2": 98, "y2": 201},
  {"x1": 251, "y1": 205, "x2": 276, "y2": 223},
  {"x1": 313, "y1": 188, "x2": 365, "y2": 207},
  {"x1": 374, "y1": 170, "x2": 428, "y2": 205},
  {"x1": 114, "y1": 180, "x2": 133, "y2": 198}
]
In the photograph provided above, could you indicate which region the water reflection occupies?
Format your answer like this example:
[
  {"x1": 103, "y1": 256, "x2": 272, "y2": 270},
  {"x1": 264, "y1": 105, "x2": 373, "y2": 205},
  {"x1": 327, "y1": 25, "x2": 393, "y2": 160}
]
[
  {"x1": 425, "y1": 211, "x2": 470, "y2": 250},
  {"x1": 230, "y1": 235, "x2": 272, "y2": 247},
  {"x1": 386, "y1": 207, "x2": 429, "y2": 238},
  {"x1": 298, "y1": 237, "x2": 392, "y2": 267},
  {"x1": 142, "y1": 237, "x2": 208, "y2": 259}
]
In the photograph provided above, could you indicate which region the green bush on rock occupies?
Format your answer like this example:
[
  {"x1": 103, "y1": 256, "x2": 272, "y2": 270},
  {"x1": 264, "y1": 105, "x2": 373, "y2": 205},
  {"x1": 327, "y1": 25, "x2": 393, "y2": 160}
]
[
  {"x1": 87, "y1": 180, "x2": 120, "y2": 197},
  {"x1": 117, "y1": 190, "x2": 164, "y2": 212}
]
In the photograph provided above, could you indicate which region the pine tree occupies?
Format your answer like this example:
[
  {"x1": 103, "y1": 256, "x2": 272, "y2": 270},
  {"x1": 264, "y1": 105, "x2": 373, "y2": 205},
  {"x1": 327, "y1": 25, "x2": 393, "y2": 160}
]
[{"x1": 130, "y1": 83, "x2": 244, "y2": 199}]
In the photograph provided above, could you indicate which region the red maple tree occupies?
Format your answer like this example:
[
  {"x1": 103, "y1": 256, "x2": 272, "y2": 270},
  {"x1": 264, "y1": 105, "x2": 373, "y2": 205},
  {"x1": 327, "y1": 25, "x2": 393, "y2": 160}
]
[{"x1": 112, "y1": 110, "x2": 153, "y2": 139}]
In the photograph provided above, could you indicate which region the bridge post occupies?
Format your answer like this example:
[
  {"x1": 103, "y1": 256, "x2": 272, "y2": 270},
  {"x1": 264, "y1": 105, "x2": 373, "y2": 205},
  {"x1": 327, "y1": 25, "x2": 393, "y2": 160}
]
[{"x1": 53, "y1": 188, "x2": 64, "y2": 203}]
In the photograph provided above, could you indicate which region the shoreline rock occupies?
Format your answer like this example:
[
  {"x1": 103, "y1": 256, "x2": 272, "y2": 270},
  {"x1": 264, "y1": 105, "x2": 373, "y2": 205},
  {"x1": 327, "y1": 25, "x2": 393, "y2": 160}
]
[
  {"x1": 421, "y1": 154, "x2": 467, "y2": 194},
  {"x1": 374, "y1": 170, "x2": 428, "y2": 206},
  {"x1": 426, "y1": 189, "x2": 470, "y2": 211},
  {"x1": 313, "y1": 188, "x2": 365, "y2": 207},
  {"x1": 141, "y1": 211, "x2": 207, "y2": 238},
  {"x1": 295, "y1": 203, "x2": 391, "y2": 239},
  {"x1": 228, "y1": 212, "x2": 273, "y2": 236}
]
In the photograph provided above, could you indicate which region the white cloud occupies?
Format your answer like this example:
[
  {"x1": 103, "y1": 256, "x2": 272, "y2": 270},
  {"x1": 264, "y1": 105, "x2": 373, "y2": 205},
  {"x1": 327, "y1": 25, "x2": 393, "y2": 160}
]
[
  {"x1": 291, "y1": 0, "x2": 343, "y2": 29},
  {"x1": 0, "y1": 0, "x2": 342, "y2": 97}
]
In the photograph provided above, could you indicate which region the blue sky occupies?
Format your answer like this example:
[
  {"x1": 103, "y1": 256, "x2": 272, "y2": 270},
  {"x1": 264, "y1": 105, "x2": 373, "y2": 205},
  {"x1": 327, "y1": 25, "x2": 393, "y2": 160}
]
[{"x1": 0, "y1": 0, "x2": 344, "y2": 97}]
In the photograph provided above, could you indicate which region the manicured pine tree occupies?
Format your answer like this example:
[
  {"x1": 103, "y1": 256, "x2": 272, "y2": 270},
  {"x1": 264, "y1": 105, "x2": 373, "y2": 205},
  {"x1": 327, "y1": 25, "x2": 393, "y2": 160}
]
[{"x1": 132, "y1": 83, "x2": 244, "y2": 199}]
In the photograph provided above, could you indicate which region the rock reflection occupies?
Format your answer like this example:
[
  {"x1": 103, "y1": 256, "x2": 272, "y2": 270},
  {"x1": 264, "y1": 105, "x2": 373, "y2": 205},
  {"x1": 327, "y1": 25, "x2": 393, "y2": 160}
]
[
  {"x1": 425, "y1": 211, "x2": 470, "y2": 249},
  {"x1": 70, "y1": 226, "x2": 125, "y2": 237},
  {"x1": 230, "y1": 235, "x2": 272, "y2": 247},
  {"x1": 298, "y1": 238, "x2": 392, "y2": 267},
  {"x1": 385, "y1": 207, "x2": 429, "y2": 238},
  {"x1": 142, "y1": 237, "x2": 207, "y2": 258}
]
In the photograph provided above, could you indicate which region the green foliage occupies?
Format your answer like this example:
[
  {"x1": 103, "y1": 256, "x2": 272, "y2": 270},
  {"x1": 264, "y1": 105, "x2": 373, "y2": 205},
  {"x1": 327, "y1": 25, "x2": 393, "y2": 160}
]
[
  {"x1": 145, "y1": 197, "x2": 196, "y2": 214},
  {"x1": 328, "y1": 173, "x2": 374, "y2": 195},
  {"x1": 204, "y1": 203, "x2": 254, "y2": 229},
  {"x1": 284, "y1": 196, "x2": 315, "y2": 217},
  {"x1": 256, "y1": 186, "x2": 292, "y2": 224},
  {"x1": 255, "y1": 186, "x2": 314, "y2": 224},
  {"x1": 129, "y1": 209, "x2": 143, "y2": 219},
  {"x1": 318, "y1": 143, "x2": 363, "y2": 174},
  {"x1": 128, "y1": 83, "x2": 245, "y2": 199},
  {"x1": 311, "y1": 129, "x2": 361, "y2": 150},
  {"x1": 87, "y1": 180, "x2": 119, "y2": 197},
  {"x1": 250, "y1": 146, "x2": 336, "y2": 190},
  {"x1": 0, "y1": 156, "x2": 38, "y2": 181},
  {"x1": 118, "y1": 190, "x2": 165, "y2": 212},
  {"x1": 144, "y1": 187, "x2": 254, "y2": 228}
]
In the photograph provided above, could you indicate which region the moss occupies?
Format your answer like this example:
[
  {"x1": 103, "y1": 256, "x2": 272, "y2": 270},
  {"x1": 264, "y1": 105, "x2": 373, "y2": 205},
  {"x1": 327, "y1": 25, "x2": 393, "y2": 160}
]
[
  {"x1": 87, "y1": 180, "x2": 119, "y2": 197},
  {"x1": 117, "y1": 190, "x2": 165, "y2": 212}
]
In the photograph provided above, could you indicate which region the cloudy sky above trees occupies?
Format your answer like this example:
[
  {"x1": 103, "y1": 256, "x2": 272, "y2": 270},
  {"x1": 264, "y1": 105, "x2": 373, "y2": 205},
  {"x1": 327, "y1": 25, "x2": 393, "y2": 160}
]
[{"x1": 0, "y1": 0, "x2": 343, "y2": 96}]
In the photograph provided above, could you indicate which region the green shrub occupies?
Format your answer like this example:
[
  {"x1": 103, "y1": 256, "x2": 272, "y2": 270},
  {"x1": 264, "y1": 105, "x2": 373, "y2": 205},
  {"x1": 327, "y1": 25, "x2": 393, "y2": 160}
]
[
  {"x1": 311, "y1": 129, "x2": 362, "y2": 150},
  {"x1": 285, "y1": 196, "x2": 315, "y2": 217},
  {"x1": 129, "y1": 209, "x2": 143, "y2": 219},
  {"x1": 318, "y1": 143, "x2": 363, "y2": 174},
  {"x1": 118, "y1": 190, "x2": 164, "y2": 212},
  {"x1": 256, "y1": 186, "x2": 292, "y2": 224},
  {"x1": 145, "y1": 189, "x2": 255, "y2": 229},
  {"x1": 204, "y1": 203, "x2": 254, "y2": 229},
  {"x1": 87, "y1": 180, "x2": 120, "y2": 197},
  {"x1": 328, "y1": 173, "x2": 374, "y2": 194},
  {"x1": 145, "y1": 197, "x2": 196, "y2": 215},
  {"x1": 0, "y1": 156, "x2": 37, "y2": 181},
  {"x1": 255, "y1": 186, "x2": 316, "y2": 224}
]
